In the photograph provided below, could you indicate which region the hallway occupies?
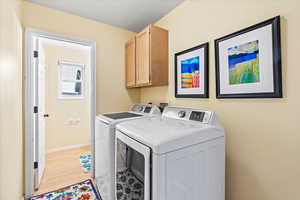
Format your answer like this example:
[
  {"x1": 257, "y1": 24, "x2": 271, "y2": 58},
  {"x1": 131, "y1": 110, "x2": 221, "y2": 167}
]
[{"x1": 34, "y1": 146, "x2": 91, "y2": 195}]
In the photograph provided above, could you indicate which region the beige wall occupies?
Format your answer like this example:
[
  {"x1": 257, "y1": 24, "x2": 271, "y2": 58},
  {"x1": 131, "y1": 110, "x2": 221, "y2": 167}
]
[
  {"x1": 19, "y1": 2, "x2": 141, "y2": 197},
  {"x1": 42, "y1": 43, "x2": 91, "y2": 151},
  {"x1": 2, "y1": 0, "x2": 298, "y2": 199},
  {"x1": 0, "y1": 0, "x2": 23, "y2": 199},
  {"x1": 140, "y1": 0, "x2": 300, "y2": 200},
  {"x1": 22, "y1": 1, "x2": 140, "y2": 114}
]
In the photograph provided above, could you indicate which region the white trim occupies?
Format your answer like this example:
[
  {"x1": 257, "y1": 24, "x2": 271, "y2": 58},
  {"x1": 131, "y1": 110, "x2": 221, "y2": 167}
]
[
  {"x1": 40, "y1": 37, "x2": 91, "y2": 51},
  {"x1": 33, "y1": 36, "x2": 40, "y2": 190},
  {"x1": 58, "y1": 60, "x2": 86, "y2": 67},
  {"x1": 25, "y1": 28, "x2": 97, "y2": 198},
  {"x1": 46, "y1": 144, "x2": 90, "y2": 153}
]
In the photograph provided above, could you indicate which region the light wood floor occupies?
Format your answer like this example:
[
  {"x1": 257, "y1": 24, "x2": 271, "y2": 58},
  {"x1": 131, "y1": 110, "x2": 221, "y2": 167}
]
[{"x1": 34, "y1": 145, "x2": 91, "y2": 195}]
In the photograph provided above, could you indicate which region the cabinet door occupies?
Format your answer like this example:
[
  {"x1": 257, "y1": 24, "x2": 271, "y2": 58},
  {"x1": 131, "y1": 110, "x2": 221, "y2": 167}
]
[
  {"x1": 136, "y1": 26, "x2": 150, "y2": 86},
  {"x1": 125, "y1": 38, "x2": 136, "y2": 87}
]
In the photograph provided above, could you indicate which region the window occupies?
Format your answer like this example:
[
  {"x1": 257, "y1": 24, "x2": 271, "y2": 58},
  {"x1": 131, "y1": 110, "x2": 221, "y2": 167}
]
[{"x1": 58, "y1": 61, "x2": 85, "y2": 99}]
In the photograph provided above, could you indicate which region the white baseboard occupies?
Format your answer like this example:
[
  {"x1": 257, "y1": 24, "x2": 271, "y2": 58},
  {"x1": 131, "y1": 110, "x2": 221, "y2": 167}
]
[{"x1": 47, "y1": 143, "x2": 90, "y2": 153}]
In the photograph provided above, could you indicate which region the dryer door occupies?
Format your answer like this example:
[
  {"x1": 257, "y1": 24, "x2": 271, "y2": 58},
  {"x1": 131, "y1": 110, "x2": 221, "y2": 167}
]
[{"x1": 115, "y1": 130, "x2": 151, "y2": 200}]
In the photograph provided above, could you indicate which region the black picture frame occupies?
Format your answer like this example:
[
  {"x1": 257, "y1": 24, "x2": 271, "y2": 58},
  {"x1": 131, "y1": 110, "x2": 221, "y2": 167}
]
[
  {"x1": 215, "y1": 16, "x2": 282, "y2": 98},
  {"x1": 175, "y1": 42, "x2": 209, "y2": 98}
]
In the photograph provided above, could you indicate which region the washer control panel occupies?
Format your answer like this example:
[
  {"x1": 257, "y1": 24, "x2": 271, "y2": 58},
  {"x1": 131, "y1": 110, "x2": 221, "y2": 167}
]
[
  {"x1": 131, "y1": 104, "x2": 161, "y2": 115},
  {"x1": 132, "y1": 104, "x2": 145, "y2": 112}
]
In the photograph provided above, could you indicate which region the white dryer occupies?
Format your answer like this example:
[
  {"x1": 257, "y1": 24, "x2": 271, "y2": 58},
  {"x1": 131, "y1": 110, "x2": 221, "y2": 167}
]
[
  {"x1": 95, "y1": 104, "x2": 161, "y2": 200},
  {"x1": 115, "y1": 107, "x2": 225, "y2": 200}
]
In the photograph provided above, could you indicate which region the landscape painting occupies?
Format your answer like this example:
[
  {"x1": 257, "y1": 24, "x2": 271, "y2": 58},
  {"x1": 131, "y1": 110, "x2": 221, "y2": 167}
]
[
  {"x1": 215, "y1": 16, "x2": 282, "y2": 98},
  {"x1": 181, "y1": 56, "x2": 200, "y2": 88},
  {"x1": 228, "y1": 40, "x2": 260, "y2": 85}
]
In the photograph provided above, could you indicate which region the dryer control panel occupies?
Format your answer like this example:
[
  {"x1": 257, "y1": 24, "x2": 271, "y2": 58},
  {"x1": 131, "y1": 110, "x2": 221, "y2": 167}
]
[
  {"x1": 189, "y1": 111, "x2": 206, "y2": 122},
  {"x1": 163, "y1": 107, "x2": 214, "y2": 124}
]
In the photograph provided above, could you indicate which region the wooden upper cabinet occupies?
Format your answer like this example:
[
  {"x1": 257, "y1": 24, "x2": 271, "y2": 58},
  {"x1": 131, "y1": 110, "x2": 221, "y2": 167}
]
[
  {"x1": 125, "y1": 25, "x2": 168, "y2": 88},
  {"x1": 149, "y1": 25, "x2": 168, "y2": 86},
  {"x1": 125, "y1": 38, "x2": 136, "y2": 87},
  {"x1": 135, "y1": 26, "x2": 151, "y2": 86}
]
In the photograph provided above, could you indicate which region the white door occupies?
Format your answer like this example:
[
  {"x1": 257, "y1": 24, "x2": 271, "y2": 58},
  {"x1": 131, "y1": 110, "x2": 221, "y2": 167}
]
[{"x1": 33, "y1": 38, "x2": 46, "y2": 189}]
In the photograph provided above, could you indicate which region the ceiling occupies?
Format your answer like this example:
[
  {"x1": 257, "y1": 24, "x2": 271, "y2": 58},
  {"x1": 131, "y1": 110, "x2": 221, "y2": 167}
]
[{"x1": 25, "y1": 0, "x2": 185, "y2": 32}]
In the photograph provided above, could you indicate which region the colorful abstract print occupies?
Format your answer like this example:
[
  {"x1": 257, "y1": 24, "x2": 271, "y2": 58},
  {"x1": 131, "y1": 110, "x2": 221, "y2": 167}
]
[
  {"x1": 228, "y1": 40, "x2": 260, "y2": 85},
  {"x1": 30, "y1": 179, "x2": 101, "y2": 200},
  {"x1": 181, "y1": 56, "x2": 200, "y2": 88}
]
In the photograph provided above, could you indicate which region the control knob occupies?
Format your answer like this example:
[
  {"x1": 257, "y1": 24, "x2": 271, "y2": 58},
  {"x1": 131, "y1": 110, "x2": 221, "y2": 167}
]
[
  {"x1": 178, "y1": 111, "x2": 186, "y2": 118},
  {"x1": 138, "y1": 106, "x2": 144, "y2": 112}
]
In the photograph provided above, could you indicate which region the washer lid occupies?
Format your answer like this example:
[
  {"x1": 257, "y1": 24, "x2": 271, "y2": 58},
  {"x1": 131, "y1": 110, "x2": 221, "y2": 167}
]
[
  {"x1": 116, "y1": 117, "x2": 224, "y2": 154},
  {"x1": 96, "y1": 104, "x2": 161, "y2": 124},
  {"x1": 102, "y1": 112, "x2": 142, "y2": 120},
  {"x1": 96, "y1": 112, "x2": 144, "y2": 125}
]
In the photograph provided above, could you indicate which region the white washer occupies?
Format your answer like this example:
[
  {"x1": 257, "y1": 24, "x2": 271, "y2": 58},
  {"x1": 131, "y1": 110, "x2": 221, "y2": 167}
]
[
  {"x1": 115, "y1": 107, "x2": 225, "y2": 200},
  {"x1": 95, "y1": 104, "x2": 161, "y2": 200}
]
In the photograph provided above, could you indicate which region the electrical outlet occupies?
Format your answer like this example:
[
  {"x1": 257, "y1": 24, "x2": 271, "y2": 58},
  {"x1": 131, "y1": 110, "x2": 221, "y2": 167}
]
[
  {"x1": 74, "y1": 118, "x2": 80, "y2": 125},
  {"x1": 65, "y1": 118, "x2": 80, "y2": 126}
]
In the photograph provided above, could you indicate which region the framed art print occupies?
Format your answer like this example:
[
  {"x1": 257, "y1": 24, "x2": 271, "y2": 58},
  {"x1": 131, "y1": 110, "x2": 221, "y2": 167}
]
[
  {"x1": 215, "y1": 16, "x2": 282, "y2": 98},
  {"x1": 175, "y1": 42, "x2": 209, "y2": 98}
]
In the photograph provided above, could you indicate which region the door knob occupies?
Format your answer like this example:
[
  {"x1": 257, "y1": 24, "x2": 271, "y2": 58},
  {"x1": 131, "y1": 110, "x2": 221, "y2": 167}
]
[{"x1": 44, "y1": 114, "x2": 49, "y2": 118}]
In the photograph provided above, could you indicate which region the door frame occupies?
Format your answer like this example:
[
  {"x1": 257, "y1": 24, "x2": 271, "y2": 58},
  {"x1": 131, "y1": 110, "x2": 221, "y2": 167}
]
[{"x1": 24, "y1": 28, "x2": 97, "y2": 198}]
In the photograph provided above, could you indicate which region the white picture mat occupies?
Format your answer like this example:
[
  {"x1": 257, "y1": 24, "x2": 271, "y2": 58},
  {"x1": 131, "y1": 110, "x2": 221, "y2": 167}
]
[
  {"x1": 60, "y1": 64, "x2": 83, "y2": 81},
  {"x1": 177, "y1": 48, "x2": 205, "y2": 95},
  {"x1": 218, "y1": 24, "x2": 274, "y2": 94},
  {"x1": 58, "y1": 61, "x2": 85, "y2": 99}
]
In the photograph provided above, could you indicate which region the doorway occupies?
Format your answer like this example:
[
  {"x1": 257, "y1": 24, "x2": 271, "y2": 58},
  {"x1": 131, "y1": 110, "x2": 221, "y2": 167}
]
[{"x1": 25, "y1": 28, "x2": 96, "y2": 198}]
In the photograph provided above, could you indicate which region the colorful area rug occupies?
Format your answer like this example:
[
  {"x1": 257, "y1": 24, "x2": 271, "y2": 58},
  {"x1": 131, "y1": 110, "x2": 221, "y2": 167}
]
[
  {"x1": 79, "y1": 154, "x2": 92, "y2": 173},
  {"x1": 29, "y1": 179, "x2": 101, "y2": 200}
]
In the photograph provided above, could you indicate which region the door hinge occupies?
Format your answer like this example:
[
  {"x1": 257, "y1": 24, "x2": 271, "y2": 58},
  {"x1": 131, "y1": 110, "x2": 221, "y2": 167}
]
[
  {"x1": 33, "y1": 106, "x2": 38, "y2": 113},
  {"x1": 34, "y1": 161, "x2": 38, "y2": 169},
  {"x1": 33, "y1": 50, "x2": 39, "y2": 58}
]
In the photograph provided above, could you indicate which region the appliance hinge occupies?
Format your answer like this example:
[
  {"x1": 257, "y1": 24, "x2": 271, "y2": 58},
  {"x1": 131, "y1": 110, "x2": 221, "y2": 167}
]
[
  {"x1": 34, "y1": 161, "x2": 38, "y2": 169},
  {"x1": 33, "y1": 106, "x2": 38, "y2": 113},
  {"x1": 33, "y1": 50, "x2": 39, "y2": 58}
]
